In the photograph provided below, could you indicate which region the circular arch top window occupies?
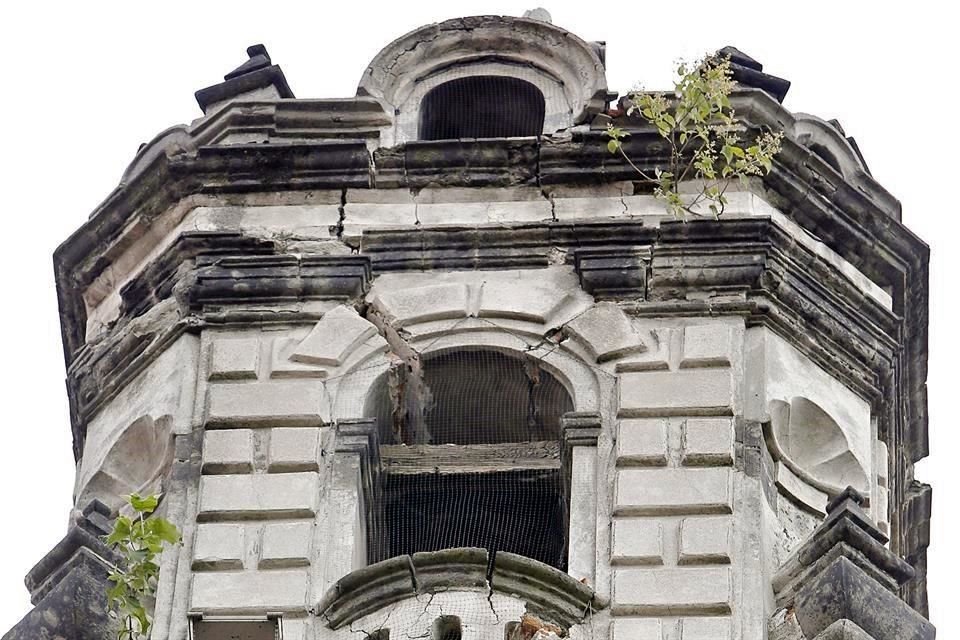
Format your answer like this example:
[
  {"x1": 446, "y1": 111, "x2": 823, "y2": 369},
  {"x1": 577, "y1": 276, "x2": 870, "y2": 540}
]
[
  {"x1": 368, "y1": 349, "x2": 573, "y2": 446},
  {"x1": 418, "y1": 76, "x2": 546, "y2": 141}
]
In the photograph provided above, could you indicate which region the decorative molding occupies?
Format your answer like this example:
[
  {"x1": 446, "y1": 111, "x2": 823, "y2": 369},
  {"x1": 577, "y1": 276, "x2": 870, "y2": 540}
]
[
  {"x1": 335, "y1": 418, "x2": 383, "y2": 564},
  {"x1": 358, "y1": 15, "x2": 608, "y2": 130},
  {"x1": 316, "y1": 548, "x2": 607, "y2": 630},
  {"x1": 574, "y1": 247, "x2": 649, "y2": 300},
  {"x1": 190, "y1": 98, "x2": 391, "y2": 147},
  {"x1": 191, "y1": 254, "x2": 372, "y2": 308}
]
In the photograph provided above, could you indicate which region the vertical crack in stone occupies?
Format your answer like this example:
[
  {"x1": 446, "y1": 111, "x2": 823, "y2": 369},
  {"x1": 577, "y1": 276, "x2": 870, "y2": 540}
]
[
  {"x1": 535, "y1": 137, "x2": 557, "y2": 221},
  {"x1": 333, "y1": 187, "x2": 348, "y2": 241}
]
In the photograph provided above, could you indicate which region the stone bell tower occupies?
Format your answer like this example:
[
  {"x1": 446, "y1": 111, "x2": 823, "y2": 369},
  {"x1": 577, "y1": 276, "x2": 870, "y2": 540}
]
[{"x1": 3, "y1": 11, "x2": 935, "y2": 640}]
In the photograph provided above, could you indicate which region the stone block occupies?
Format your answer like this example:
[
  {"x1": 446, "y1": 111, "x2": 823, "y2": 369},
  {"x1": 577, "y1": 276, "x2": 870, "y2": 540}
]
[
  {"x1": 193, "y1": 203, "x2": 341, "y2": 238},
  {"x1": 477, "y1": 282, "x2": 569, "y2": 323},
  {"x1": 678, "y1": 517, "x2": 732, "y2": 565},
  {"x1": 202, "y1": 429, "x2": 254, "y2": 474},
  {"x1": 616, "y1": 419, "x2": 668, "y2": 466},
  {"x1": 680, "y1": 325, "x2": 733, "y2": 367},
  {"x1": 615, "y1": 468, "x2": 733, "y2": 515},
  {"x1": 290, "y1": 305, "x2": 379, "y2": 367},
  {"x1": 564, "y1": 303, "x2": 648, "y2": 362},
  {"x1": 191, "y1": 570, "x2": 309, "y2": 612},
  {"x1": 681, "y1": 418, "x2": 734, "y2": 466},
  {"x1": 613, "y1": 567, "x2": 731, "y2": 614},
  {"x1": 198, "y1": 473, "x2": 320, "y2": 519},
  {"x1": 373, "y1": 283, "x2": 469, "y2": 326},
  {"x1": 416, "y1": 196, "x2": 552, "y2": 226},
  {"x1": 411, "y1": 187, "x2": 551, "y2": 226},
  {"x1": 269, "y1": 428, "x2": 322, "y2": 472},
  {"x1": 260, "y1": 521, "x2": 314, "y2": 568},
  {"x1": 209, "y1": 337, "x2": 260, "y2": 380},
  {"x1": 280, "y1": 618, "x2": 310, "y2": 640},
  {"x1": 681, "y1": 617, "x2": 731, "y2": 639},
  {"x1": 609, "y1": 618, "x2": 662, "y2": 640},
  {"x1": 342, "y1": 188, "x2": 418, "y2": 239},
  {"x1": 611, "y1": 519, "x2": 663, "y2": 565},
  {"x1": 207, "y1": 380, "x2": 326, "y2": 427},
  {"x1": 270, "y1": 336, "x2": 330, "y2": 379},
  {"x1": 192, "y1": 523, "x2": 245, "y2": 570},
  {"x1": 619, "y1": 369, "x2": 733, "y2": 415}
]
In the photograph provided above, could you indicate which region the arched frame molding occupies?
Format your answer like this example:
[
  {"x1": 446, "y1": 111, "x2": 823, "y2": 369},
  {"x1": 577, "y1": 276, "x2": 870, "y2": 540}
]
[
  {"x1": 316, "y1": 295, "x2": 619, "y2": 588},
  {"x1": 358, "y1": 15, "x2": 608, "y2": 145},
  {"x1": 330, "y1": 324, "x2": 603, "y2": 424}
]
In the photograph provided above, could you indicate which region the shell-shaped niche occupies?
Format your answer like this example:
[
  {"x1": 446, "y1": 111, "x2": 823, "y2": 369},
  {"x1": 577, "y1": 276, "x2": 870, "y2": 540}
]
[
  {"x1": 75, "y1": 415, "x2": 175, "y2": 514},
  {"x1": 768, "y1": 397, "x2": 869, "y2": 496}
]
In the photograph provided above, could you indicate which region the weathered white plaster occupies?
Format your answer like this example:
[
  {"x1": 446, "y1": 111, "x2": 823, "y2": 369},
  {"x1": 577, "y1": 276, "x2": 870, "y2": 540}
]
[
  {"x1": 745, "y1": 327, "x2": 873, "y2": 505},
  {"x1": 75, "y1": 334, "x2": 198, "y2": 511}
]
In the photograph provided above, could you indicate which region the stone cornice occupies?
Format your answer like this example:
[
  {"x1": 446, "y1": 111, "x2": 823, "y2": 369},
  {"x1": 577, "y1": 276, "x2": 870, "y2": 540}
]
[
  {"x1": 68, "y1": 218, "x2": 899, "y2": 451},
  {"x1": 190, "y1": 98, "x2": 392, "y2": 147}
]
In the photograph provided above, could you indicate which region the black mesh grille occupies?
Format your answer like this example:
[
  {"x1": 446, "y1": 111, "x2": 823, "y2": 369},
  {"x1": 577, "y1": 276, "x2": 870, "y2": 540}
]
[
  {"x1": 379, "y1": 470, "x2": 565, "y2": 570},
  {"x1": 366, "y1": 349, "x2": 571, "y2": 570},
  {"x1": 419, "y1": 76, "x2": 546, "y2": 140}
]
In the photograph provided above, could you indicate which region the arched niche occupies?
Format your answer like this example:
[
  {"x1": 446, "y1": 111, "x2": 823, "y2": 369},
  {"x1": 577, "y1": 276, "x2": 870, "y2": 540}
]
[
  {"x1": 767, "y1": 397, "x2": 870, "y2": 507},
  {"x1": 792, "y1": 113, "x2": 869, "y2": 180},
  {"x1": 74, "y1": 414, "x2": 175, "y2": 513},
  {"x1": 358, "y1": 15, "x2": 608, "y2": 145}
]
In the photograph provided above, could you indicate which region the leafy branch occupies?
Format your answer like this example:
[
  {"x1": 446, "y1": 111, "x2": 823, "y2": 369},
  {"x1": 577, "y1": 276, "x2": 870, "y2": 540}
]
[
  {"x1": 104, "y1": 494, "x2": 181, "y2": 640},
  {"x1": 605, "y1": 55, "x2": 783, "y2": 218}
]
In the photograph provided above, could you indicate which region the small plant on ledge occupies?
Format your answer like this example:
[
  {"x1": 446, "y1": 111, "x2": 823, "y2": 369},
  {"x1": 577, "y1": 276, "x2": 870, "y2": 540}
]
[
  {"x1": 104, "y1": 494, "x2": 181, "y2": 640},
  {"x1": 604, "y1": 55, "x2": 783, "y2": 219}
]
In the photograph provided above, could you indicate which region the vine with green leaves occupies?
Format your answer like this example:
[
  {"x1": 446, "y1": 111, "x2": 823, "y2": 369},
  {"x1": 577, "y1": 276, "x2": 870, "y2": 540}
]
[
  {"x1": 604, "y1": 55, "x2": 783, "y2": 218},
  {"x1": 104, "y1": 494, "x2": 181, "y2": 640}
]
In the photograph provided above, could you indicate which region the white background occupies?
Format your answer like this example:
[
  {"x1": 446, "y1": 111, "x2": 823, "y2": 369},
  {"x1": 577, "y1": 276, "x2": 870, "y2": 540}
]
[{"x1": 0, "y1": 0, "x2": 955, "y2": 634}]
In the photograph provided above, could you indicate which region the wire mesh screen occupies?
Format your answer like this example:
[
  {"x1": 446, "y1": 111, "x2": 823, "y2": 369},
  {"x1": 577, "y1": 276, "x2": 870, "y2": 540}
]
[
  {"x1": 366, "y1": 348, "x2": 573, "y2": 570},
  {"x1": 418, "y1": 76, "x2": 546, "y2": 140}
]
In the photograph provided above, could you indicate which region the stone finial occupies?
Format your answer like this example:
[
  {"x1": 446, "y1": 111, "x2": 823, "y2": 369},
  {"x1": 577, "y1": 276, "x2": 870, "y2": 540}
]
[
  {"x1": 224, "y1": 44, "x2": 272, "y2": 80},
  {"x1": 770, "y1": 485, "x2": 933, "y2": 639},
  {"x1": 522, "y1": 7, "x2": 552, "y2": 23},
  {"x1": 716, "y1": 45, "x2": 791, "y2": 103},
  {"x1": 826, "y1": 485, "x2": 866, "y2": 512},
  {"x1": 194, "y1": 43, "x2": 294, "y2": 114}
]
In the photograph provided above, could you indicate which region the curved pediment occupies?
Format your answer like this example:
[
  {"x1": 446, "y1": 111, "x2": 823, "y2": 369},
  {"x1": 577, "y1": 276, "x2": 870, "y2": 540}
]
[
  {"x1": 317, "y1": 548, "x2": 607, "y2": 631},
  {"x1": 358, "y1": 15, "x2": 608, "y2": 143}
]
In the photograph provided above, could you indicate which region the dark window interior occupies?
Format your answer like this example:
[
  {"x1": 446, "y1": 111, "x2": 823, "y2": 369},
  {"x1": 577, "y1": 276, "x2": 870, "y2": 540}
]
[
  {"x1": 381, "y1": 470, "x2": 565, "y2": 569},
  {"x1": 432, "y1": 616, "x2": 462, "y2": 640},
  {"x1": 419, "y1": 76, "x2": 546, "y2": 140},
  {"x1": 369, "y1": 350, "x2": 573, "y2": 446}
]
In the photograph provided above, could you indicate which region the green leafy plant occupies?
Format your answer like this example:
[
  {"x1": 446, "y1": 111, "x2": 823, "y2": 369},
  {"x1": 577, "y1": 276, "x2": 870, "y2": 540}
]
[
  {"x1": 605, "y1": 55, "x2": 783, "y2": 218},
  {"x1": 104, "y1": 494, "x2": 181, "y2": 640}
]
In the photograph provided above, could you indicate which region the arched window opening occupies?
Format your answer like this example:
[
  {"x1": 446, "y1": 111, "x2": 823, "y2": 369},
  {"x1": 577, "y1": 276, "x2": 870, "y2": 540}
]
[
  {"x1": 368, "y1": 349, "x2": 573, "y2": 446},
  {"x1": 432, "y1": 616, "x2": 462, "y2": 640},
  {"x1": 418, "y1": 76, "x2": 546, "y2": 141},
  {"x1": 366, "y1": 349, "x2": 572, "y2": 570}
]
